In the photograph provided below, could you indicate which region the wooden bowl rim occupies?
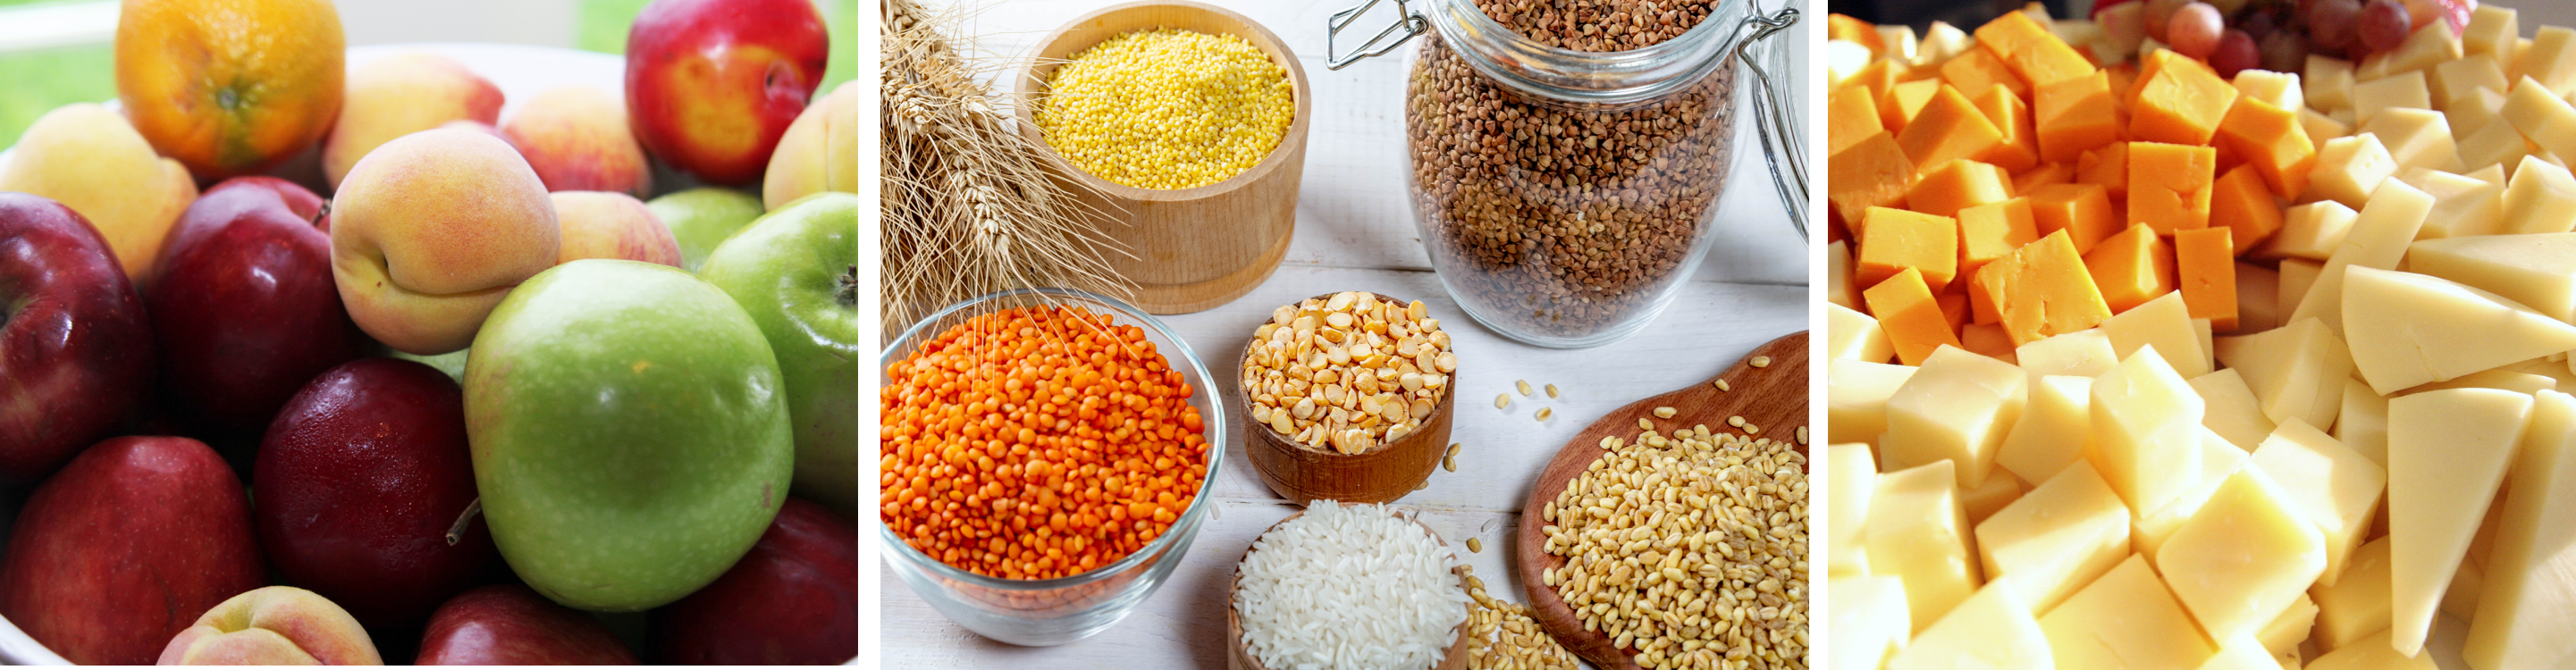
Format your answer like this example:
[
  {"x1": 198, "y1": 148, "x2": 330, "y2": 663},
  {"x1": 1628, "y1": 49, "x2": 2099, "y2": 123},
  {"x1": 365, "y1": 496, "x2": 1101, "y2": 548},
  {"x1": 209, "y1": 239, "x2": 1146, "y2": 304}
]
[
  {"x1": 1226, "y1": 505, "x2": 1476, "y2": 670},
  {"x1": 1011, "y1": 0, "x2": 1315, "y2": 203},
  {"x1": 1236, "y1": 291, "x2": 1459, "y2": 459}
]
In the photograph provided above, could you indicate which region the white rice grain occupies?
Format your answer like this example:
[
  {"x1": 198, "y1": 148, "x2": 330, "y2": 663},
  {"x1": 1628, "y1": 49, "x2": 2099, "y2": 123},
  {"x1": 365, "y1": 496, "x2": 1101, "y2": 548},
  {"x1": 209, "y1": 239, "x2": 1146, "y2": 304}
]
[{"x1": 1234, "y1": 501, "x2": 1470, "y2": 670}]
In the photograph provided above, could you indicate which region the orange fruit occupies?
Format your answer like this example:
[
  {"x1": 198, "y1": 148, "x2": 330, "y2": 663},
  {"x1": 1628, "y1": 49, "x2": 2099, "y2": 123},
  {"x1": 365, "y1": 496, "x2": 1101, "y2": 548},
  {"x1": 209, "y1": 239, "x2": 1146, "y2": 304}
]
[{"x1": 115, "y1": 0, "x2": 345, "y2": 181}]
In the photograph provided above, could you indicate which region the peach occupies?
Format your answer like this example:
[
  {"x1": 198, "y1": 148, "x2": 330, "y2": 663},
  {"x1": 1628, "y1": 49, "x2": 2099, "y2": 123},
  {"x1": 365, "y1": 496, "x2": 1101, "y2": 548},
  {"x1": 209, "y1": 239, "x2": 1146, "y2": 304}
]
[
  {"x1": 323, "y1": 54, "x2": 503, "y2": 190},
  {"x1": 552, "y1": 191, "x2": 682, "y2": 267},
  {"x1": 762, "y1": 80, "x2": 857, "y2": 210},
  {"x1": 331, "y1": 129, "x2": 558, "y2": 356},
  {"x1": 0, "y1": 103, "x2": 199, "y2": 287},
  {"x1": 503, "y1": 87, "x2": 652, "y2": 197},
  {"x1": 156, "y1": 586, "x2": 382, "y2": 665}
]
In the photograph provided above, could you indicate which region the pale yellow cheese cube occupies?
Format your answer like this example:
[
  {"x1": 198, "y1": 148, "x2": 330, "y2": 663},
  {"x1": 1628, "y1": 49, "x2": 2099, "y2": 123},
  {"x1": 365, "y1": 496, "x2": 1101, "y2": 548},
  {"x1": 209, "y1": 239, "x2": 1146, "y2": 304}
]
[
  {"x1": 2279, "y1": 258, "x2": 2324, "y2": 315},
  {"x1": 1890, "y1": 578, "x2": 2053, "y2": 670},
  {"x1": 2462, "y1": 4, "x2": 2518, "y2": 58},
  {"x1": 1870, "y1": 459, "x2": 1981, "y2": 632},
  {"x1": 2466, "y1": 162, "x2": 2507, "y2": 188},
  {"x1": 2193, "y1": 368, "x2": 2277, "y2": 451},
  {"x1": 2386, "y1": 388, "x2": 2533, "y2": 657},
  {"x1": 2040, "y1": 554, "x2": 2217, "y2": 670},
  {"x1": 1830, "y1": 574, "x2": 1912, "y2": 670},
  {"x1": 2234, "y1": 70, "x2": 2303, "y2": 112},
  {"x1": 2201, "y1": 633, "x2": 2283, "y2": 670},
  {"x1": 2433, "y1": 55, "x2": 2509, "y2": 111},
  {"x1": 2092, "y1": 347, "x2": 2209, "y2": 513},
  {"x1": 2521, "y1": 26, "x2": 2576, "y2": 96},
  {"x1": 2302, "y1": 107, "x2": 2353, "y2": 154},
  {"x1": 2407, "y1": 232, "x2": 2576, "y2": 322},
  {"x1": 2342, "y1": 267, "x2": 2576, "y2": 395},
  {"x1": 2157, "y1": 466, "x2": 2328, "y2": 643},
  {"x1": 1830, "y1": 442, "x2": 1877, "y2": 578},
  {"x1": 2265, "y1": 202, "x2": 2355, "y2": 262},
  {"x1": 2135, "y1": 428, "x2": 2252, "y2": 559},
  {"x1": 1830, "y1": 239, "x2": 1857, "y2": 309},
  {"x1": 2017, "y1": 329, "x2": 2118, "y2": 386},
  {"x1": 1878, "y1": 24, "x2": 1918, "y2": 64},
  {"x1": 2289, "y1": 179, "x2": 2435, "y2": 336},
  {"x1": 2334, "y1": 376, "x2": 2389, "y2": 468},
  {"x1": 2382, "y1": 23, "x2": 2462, "y2": 79},
  {"x1": 2306, "y1": 134, "x2": 2399, "y2": 211},
  {"x1": 2214, "y1": 317, "x2": 2353, "y2": 431},
  {"x1": 2502, "y1": 75, "x2": 2576, "y2": 161},
  {"x1": 2237, "y1": 263, "x2": 2283, "y2": 334},
  {"x1": 2249, "y1": 417, "x2": 2385, "y2": 587},
  {"x1": 2307, "y1": 55, "x2": 2357, "y2": 113},
  {"x1": 2462, "y1": 389, "x2": 2576, "y2": 670},
  {"x1": 1960, "y1": 469, "x2": 2028, "y2": 528},
  {"x1": 1999, "y1": 375, "x2": 2096, "y2": 485},
  {"x1": 1830, "y1": 360, "x2": 1916, "y2": 447},
  {"x1": 1884, "y1": 347, "x2": 2028, "y2": 488},
  {"x1": 1826, "y1": 40, "x2": 1875, "y2": 88},
  {"x1": 2351, "y1": 71, "x2": 2429, "y2": 127},
  {"x1": 1920, "y1": 21, "x2": 1974, "y2": 65},
  {"x1": 2305, "y1": 628, "x2": 2435, "y2": 670},
  {"x1": 1975, "y1": 460, "x2": 2130, "y2": 616},
  {"x1": 1829, "y1": 302, "x2": 1896, "y2": 364},
  {"x1": 2454, "y1": 114, "x2": 2533, "y2": 175},
  {"x1": 2443, "y1": 86, "x2": 2504, "y2": 138},
  {"x1": 2105, "y1": 291, "x2": 2211, "y2": 379},
  {"x1": 2311, "y1": 536, "x2": 2393, "y2": 652},
  {"x1": 2498, "y1": 154, "x2": 2576, "y2": 234},
  {"x1": 2393, "y1": 168, "x2": 2501, "y2": 239}
]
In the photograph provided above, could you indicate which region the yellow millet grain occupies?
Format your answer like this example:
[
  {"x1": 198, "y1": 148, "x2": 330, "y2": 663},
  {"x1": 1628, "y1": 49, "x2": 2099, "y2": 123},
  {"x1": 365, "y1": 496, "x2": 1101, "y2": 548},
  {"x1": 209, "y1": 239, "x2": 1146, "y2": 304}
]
[{"x1": 1035, "y1": 28, "x2": 1294, "y2": 190}]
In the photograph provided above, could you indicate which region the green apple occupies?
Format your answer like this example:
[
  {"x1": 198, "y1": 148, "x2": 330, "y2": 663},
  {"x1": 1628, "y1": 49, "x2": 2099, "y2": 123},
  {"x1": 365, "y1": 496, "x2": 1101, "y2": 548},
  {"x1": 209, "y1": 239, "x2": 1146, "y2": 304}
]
[
  {"x1": 648, "y1": 188, "x2": 769, "y2": 272},
  {"x1": 699, "y1": 192, "x2": 858, "y2": 514},
  {"x1": 461, "y1": 259, "x2": 793, "y2": 612}
]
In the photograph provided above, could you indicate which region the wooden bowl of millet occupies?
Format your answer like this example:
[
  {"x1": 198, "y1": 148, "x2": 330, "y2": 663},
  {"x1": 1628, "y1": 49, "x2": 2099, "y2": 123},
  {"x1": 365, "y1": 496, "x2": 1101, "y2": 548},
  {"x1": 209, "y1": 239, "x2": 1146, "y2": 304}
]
[
  {"x1": 1238, "y1": 292, "x2": 1458, "y2": 506},
  {"x1": 1013, "y1": 0, "x2": 1311, "y2": 315}
]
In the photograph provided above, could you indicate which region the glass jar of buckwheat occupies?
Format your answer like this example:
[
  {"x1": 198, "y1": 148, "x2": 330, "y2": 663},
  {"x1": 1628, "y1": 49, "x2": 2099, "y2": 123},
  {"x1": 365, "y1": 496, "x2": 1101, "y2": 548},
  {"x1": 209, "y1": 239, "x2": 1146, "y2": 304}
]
[{"x1": 1328, "y1": 0, "x2": 1805, "y2": 348}]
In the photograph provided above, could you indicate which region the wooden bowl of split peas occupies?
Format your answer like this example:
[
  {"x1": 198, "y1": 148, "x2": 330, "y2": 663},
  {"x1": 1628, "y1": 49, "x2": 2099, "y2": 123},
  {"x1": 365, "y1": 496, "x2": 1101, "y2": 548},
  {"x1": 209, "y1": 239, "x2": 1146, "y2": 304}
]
[
  {"x1": 1013, "y1": 0, "x2": 1311, "y2": 315},
  {"x1": 1238, "y1": 292, "x2": 1460, "y2": 506}
]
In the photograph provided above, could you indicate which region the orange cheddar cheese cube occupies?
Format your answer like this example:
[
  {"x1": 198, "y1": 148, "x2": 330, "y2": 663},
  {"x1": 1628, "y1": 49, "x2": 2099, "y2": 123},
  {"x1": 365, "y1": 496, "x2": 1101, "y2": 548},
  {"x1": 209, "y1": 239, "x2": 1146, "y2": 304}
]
[
  {"x1": 1960, "y1": 198, "x2": 2040, "y2": 279},
  {"x1": 1971, "y1": 230, "x2": 2115, "y2": 345},
  {"x1": 2036, "y1": 71, "x2": 2127, "y2": 163},
  {"x1": 1973, "y1": 84, "x2": 2042, "y2": 172},
  {"x1": 1830, "y1": 13, "x2": 1887, "y2": 56},
  {"x1": 1899, "y1": 85, "x2": 2008, "y2": 173},
  {"x1": 1945, "y1": 47, "x2": 2032, "y2": 102},
  {"x1": 2127, "y1": 141, "x2": 2218, "y2": 234},
  {"x1": 2209, "y1": 163, "x2": 2286, "y2": 254},
  {"x1": 2078, "y1": 142, "x2": 2131, "y2": 200},
  {"x1": 1961, "y1": 322, "x2": 2019, "y2": 361},
  {"x1": 1858, "y1": 206, "x2": 1962, "y2": 294},
  {"x1": 2015, "y1": 161, "x2": 2077, "y2": 192},
  {"x1": 1839, "y1": 58, "x2": 1901, "y2": 106},
  {"x1": 2174, "y1": 227, "x2": 2240, "y2": 331},
  {"x1": 1881, "y1": 79, "x2": 1943, "y2": 135},
  {"x1": 1867, "y1": 267, "x2": 1966, "y2": 366},
  {"x1": 1831, "y1": 131, "x2": 1919, "y2": 225},
  {"x1": 1908, "y1": 159, "x2": 2015, "y2": 219},
  {"x1": 2131, "y1": 52, "x2": 2241, "y2": 146},
  {"x1": 2125, "y1": 49, "x2": 2177, "y2": 104},
  {"x1": 2026, "y1": 182, "x2": 2121, "y2": 255},
  {"x1": 2084, "y1": 222, "x2": 2178, "y2": 313},
  {"x1": 1974, "y1": 11, "x2": 2096, "y2": 88},
  {"x1": 1938, "y1": 291, "x2": 1971, "y2": 332},
  {"x1": 2216, "y1": 96, "x2": 2318, "y2": 198},
  {"x1": 1831, "y1": 84, "x2": 1886, "y2": 155}
]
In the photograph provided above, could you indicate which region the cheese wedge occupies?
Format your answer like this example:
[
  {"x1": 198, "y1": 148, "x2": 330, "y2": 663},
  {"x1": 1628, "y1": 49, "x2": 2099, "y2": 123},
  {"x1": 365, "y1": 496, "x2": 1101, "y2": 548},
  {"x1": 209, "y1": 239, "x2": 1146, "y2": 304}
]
[
  {"x1": 2214, "y1": 318, "x2": 2354, "y2": 431},
  {"x1": 1830, "y1": 442, "x2": 1879, "y2": 578},
  {"x1": 1870, "y1": 459, "x2": 1982, "y2": 632},
  {"x1": 2193, "y1": 368, "x2": 2277, "y2": 451},
  {"x1": 1831, "y1": 574, "x2": 1913, "y2": 670},
  {"x1": 1884, "y1": 346, "x2": 2029, "y2": 488},
  {"x1": 2341, "y1": 266, "x2": 2576, "y2": 395},
  {"x1": 2040, "y1": 554, "x2": 2217, "y2": 670},
  {"x1": 1974, "y1": 460, "x2": 2130, "y2": 615},
  {"x1": 2288, "y1": 178, "x2": 2434, "y2": 336},
  {"x1": 2461, "y1": 389, "x2": 2576, "y2": 670},
  {"x1": 2386, "y1": 388, "x2": 2532, "y2": 657},
  {"x1": 2405, "y1": 232, "x2": 2576, "y2": 322},
  {"x1": 1889, "y1": 578, "x2": 2053, "y2": 670},
  {"x1": 1998, "y1": 375, "x2": 2096, "y2": 485},
  {"x1": 2157, "y1": 466, "x2": 2328, "y2": 642},
  {"x1": 2248, "y1": 417, "x2": 2386, "y2": 588},
  {"x1": 2092, "y1": 347, "x2": 2210, "y2": 513},
  {"x1": 1830, "y1": 360, "x2": 1917, "y2": 447}
]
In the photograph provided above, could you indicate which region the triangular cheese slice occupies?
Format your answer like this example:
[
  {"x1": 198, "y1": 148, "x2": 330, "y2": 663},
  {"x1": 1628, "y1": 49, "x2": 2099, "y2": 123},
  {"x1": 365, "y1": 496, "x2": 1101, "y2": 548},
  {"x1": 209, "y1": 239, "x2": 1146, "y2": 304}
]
[
  {"x1": 2342, "y1": 266, "x2": 2576, "y2": 395},
  {"x1": 2407, "y1": 232, "x2": 2576, "y2": 322},
  {"x1": 2386, "y1": 388, "x2": 2531, "y2": 657},
  {"x1": 2463, "y1": 389, "x2": 2576, "y2": 669}
]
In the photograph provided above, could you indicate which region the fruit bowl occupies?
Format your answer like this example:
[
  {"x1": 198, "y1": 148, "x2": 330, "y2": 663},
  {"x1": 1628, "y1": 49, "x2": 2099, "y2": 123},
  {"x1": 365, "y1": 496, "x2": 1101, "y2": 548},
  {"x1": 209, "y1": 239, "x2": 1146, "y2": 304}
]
[{"x1": 879, "y1": 287, "x2": 1226, "y2": 646}]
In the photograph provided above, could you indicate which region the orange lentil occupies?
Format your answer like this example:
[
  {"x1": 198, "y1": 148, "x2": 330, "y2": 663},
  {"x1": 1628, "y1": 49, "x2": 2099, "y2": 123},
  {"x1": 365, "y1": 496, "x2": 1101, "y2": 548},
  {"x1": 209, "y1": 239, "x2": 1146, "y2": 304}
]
[{"x1": 880, "y1": 305, "x2": 1210, "y2": 580}]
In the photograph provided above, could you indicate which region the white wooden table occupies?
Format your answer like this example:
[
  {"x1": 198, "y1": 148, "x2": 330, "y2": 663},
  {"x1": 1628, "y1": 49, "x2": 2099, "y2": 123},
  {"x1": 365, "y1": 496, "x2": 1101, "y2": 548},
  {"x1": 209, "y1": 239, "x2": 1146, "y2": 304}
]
[{"x1": 882, "y1": 1, "x2": 1813, "y2": 666}]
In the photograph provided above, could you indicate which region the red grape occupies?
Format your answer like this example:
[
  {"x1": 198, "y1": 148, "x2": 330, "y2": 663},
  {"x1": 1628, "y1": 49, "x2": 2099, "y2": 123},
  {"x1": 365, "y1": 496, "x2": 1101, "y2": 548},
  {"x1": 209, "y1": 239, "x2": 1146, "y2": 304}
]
[
  {"x1": 2212, "y1": 29, "x2": 2260, "y2": 78},
  {"x1": 2309, "y1": 0, "x2": 2361, "y2": 50},
  {"x1": 2259, "y1": 29, "x2": 2310, "y2": 73},
  {"x1": 2168, "y1": 3, "x2": 2225, "y2": 58},
  {"x1": 2358, "y1": 0, "x2": 2412, "y2": 54}
]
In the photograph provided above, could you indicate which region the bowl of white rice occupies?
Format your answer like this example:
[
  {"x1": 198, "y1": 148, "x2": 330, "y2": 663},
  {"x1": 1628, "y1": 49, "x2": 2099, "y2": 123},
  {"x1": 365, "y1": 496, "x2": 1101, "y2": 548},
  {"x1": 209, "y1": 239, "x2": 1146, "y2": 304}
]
[{"x1": 1229, "y1": 501, "x2": 1473, "y2": 670}]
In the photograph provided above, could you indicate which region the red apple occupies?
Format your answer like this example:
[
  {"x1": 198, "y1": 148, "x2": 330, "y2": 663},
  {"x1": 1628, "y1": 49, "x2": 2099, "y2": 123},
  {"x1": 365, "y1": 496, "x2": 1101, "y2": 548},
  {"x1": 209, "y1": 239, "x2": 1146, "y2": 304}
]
[
  {"x1": 147, "y1": 177, "x2": 367, "y2": 441},
  {"x1": 624, "y1": 0, "x2": 829, "y2": 186},
  {"x1": 651, "y1": 498, "x2": 856, "y2": 664},
  {"x1": 416, "y1": 585, "x2": 638, "y2": 665},
  {"x1": 0, "y1": 436, "x2": 264, "y2": 666},
  {"x1": 0, "y1": 193, "x2": 154, "y2": 483},
  {"x1": 255, "y1": 357, "x2": 500, "y2": 631}
]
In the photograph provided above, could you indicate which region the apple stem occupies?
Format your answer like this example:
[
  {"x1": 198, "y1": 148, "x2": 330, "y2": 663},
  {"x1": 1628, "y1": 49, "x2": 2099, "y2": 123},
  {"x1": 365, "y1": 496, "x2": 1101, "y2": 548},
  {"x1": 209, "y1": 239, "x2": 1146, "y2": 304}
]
[
  {"x1": 838, "y1": 264, "x2": 858, "y2": 309},
  {"x1": 446, "y1": 498, "x2": 482, "y2": 546}
]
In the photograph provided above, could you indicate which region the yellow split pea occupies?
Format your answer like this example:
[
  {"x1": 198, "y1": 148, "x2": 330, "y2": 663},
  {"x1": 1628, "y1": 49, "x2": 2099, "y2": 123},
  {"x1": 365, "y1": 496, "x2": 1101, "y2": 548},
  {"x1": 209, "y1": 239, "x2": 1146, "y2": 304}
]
[{"x1": 1036, "y1": 28, "x2": 1294, "y2": 189}]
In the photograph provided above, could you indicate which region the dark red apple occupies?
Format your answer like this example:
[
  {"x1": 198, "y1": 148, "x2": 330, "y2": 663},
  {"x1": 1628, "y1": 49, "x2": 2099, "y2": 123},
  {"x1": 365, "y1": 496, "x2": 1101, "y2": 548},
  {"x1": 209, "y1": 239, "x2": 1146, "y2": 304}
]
[
  {"x1": 416, "y1": 585, "x2": 638, "y2": 665},
  {"x1": 651, "y1": 498, "x2": 855, "y2": 664},
  {"x1": 625, "y1": 0, "x2": 829, "y2": 185},
  {"x1": 0, "y1": 193, "x2": 153, "y2": 482},
  {"x1": 254, "y1": 357, "x2": 500, "y2": 631},
  {"x1": 0, "y1": 436, "x2": 264, "y2": 665},
  {"x1": 148, "y1": 176, "x2": 366, "y2": 441}
]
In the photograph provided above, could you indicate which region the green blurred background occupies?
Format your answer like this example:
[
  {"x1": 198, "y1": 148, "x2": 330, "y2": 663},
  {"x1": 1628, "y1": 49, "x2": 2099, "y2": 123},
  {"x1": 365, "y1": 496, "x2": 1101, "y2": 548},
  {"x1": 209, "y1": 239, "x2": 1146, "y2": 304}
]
[{"x1": 0, "y1": 0, "x2": 857, "y2": 148}]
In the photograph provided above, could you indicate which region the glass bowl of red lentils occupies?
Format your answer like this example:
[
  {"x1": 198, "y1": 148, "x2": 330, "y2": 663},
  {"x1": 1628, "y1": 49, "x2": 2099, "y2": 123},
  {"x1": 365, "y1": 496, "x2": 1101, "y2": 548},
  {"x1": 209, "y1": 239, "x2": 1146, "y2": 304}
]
[{"x1": 879, "y1": 287, "x2": 1224, "y2": 646}]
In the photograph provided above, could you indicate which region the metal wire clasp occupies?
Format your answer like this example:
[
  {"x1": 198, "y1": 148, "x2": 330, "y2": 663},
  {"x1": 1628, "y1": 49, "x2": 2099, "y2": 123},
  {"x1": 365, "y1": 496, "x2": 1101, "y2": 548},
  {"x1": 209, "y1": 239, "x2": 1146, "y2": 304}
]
[
  {"x1": 1730, "y1": 5, "x2": 1807, "y2": 240},
  {"x1": 1326, "y1": 0, "x2": 1427, "y2": 70}
]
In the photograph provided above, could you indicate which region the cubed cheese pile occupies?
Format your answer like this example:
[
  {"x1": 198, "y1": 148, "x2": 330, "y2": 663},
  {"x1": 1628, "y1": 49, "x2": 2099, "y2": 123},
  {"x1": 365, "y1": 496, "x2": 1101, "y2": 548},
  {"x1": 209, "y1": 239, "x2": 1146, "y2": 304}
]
[{"x1": 1830, "y1": 4, "x2": 2576, "y2": 670}]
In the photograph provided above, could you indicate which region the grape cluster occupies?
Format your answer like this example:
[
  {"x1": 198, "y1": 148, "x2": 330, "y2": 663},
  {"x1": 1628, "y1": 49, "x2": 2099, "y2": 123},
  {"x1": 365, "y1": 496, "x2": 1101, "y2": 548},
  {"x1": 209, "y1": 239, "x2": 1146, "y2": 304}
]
[{"x1": 2122, "y1": 0, "x2": 2474, "y2": 79}]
